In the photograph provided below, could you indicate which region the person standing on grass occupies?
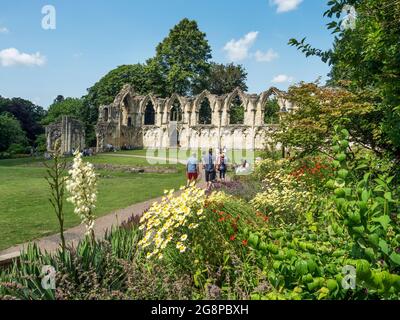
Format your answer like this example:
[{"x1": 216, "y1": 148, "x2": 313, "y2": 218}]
[
  {"x1": 217, "y1": 153, "x2": 227, "y2": 182},
  {"x1": 204, "y1": 148, "x2": 216, "y2": 190},
  {"x1": 186, "y1": 152, "x2": 199, "y2": 187}
]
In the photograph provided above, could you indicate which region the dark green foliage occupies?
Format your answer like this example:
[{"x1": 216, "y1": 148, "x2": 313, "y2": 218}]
[
  {"x1": 0, "y1": 96, "x2": 45, "y2": 145},
  {"x1": 42, "y1": 98, "x2": 84, "y2": 125},
  {"x1": 85, "y1": 64, "x2": 150, "y2": 107},
  {"x1": 194, "y1": 62, "x2": 248, "y2": 95},
  {"x1": 264, "y1": 98, "x2": 280, "y2": 124},
  {"x1": 0, "y1": 113, "x2": 27, "y2": 152},
  {"x1": 229, "y1": 96, "x2": 245, "y2": 125},
  {"x1": 151, "y1": 18, "x2": 212, "y2": 96},
  {"x1": 198, "y1": 98, "x2": 212, "y2": 124}
]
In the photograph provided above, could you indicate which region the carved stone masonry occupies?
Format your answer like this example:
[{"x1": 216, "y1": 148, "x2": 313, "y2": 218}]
[
  {"x1": 45, "y1": 116, "x2": 86, "y2": 154},
  {"x1": 95, "y1": 84, "x2": 293, "y2": 151}
]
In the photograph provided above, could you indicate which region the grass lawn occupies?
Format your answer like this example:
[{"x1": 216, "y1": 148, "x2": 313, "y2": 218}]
[{"x1": 0, "y1": 156, "x2": 186, "y2": 251}]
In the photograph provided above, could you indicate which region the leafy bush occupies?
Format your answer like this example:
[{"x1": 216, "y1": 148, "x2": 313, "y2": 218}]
[{"x1": 7, "y1": 143, "x2": 28, "y2": 155}]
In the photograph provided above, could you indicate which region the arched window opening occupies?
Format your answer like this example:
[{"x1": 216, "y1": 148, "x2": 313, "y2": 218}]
[
  {"x1": 229, "y1": 95, "x2": 244, "y2": 125},
  {"x1": 198, "y1": 98, "x2": 212, "y2": 125},
  {"x1": 144, "y1": 101, "x2": 155, "y2": 125},
  {"x1": 104, "y1": 108, "x2": 109, "y2": 122},
  {"x1": 264, "y1": 95, "x2": 280, "y2": 124},
  {"x1": 170, "y1": 101, "x2": 183, "y2": 122},
  {"x1": 127, "y1": 117, "x2": 132, "y2": 127}
]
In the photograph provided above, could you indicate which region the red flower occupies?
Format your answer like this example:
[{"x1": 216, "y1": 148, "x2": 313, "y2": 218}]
[
  {"x1": 242, "y1": 240, "x2": 248, "y2": 246},
  {"x1": 218, "y1": 217, "x2": 225, "y2": 222},
  {"x1": 230, "y1": 235, "x2": 236, "y2": 241}
]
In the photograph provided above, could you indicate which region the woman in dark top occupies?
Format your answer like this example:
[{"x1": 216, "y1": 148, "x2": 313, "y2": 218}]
[{"x1": 217, "y1": 154, "x2": 227, "y2": 182}]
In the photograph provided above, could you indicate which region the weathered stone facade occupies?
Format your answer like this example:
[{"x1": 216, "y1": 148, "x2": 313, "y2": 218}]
[
  {"x1": 46, "y1": 116, "x2": 86, "y2": 154},
  {"x1": 95, "y1": 84, "x2": 292, "y2": 151}
]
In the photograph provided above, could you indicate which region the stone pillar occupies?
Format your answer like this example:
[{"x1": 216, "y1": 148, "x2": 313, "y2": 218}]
[
  {"x1": 221, "y1": 98, "x2": 229, "y2": 127},
  {"x1": 255, "y1": 100, "x2": 264, "y2": 127},
  {"x1": 246, "y1": 95, "x2": 258, "y2": 127}
]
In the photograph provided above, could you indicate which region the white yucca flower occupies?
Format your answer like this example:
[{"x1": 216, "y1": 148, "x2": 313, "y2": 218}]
[{"x1": 66, "y1": 150, "x2": 97, "y2": 238}]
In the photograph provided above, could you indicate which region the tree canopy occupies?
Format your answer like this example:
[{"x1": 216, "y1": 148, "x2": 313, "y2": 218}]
[
  {"x1": 84, "y1": 18, "x2": 245, "y2": 109},
  {"x1": 289, "y1": 0, "x2": 400, "y2": 158},
  {"x1": 0, "y1": 113, "x2": 27, "y2": 152},
  {"x1": 151, "y1": 18, "x2": 212, "y2": 96},
  {"x1": 0, "y1": 96, "x2": 45, "y2": 145},
  {"x1": 86, "y1": 64, "x2": 150, "y2": 108},
  {"x1": 195, "y1": 62, "x2": 248, "y2": 95},
  {"x1": 42, "y1": 98, "x2": 85, "y2": 125}
]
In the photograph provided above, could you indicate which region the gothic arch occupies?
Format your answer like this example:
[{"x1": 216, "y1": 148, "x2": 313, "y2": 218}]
[
  {"x1": 113, "y1": 84, "x2": 134, "y2": 109},
  {"x1": 166, "y1": 94, "x2": 184, "y2": 122},
  {"x1": 226, "y1": 88, "x2": 247, "y2": 125},
  {"x1": 140, "y1": 94, "x2": 158, "y2": 114},
  {"x1": 258, "y1": 87, "x2": 284, "y2": 109},
  {"x1": 194, "y1": 91, "x2": 213, "y2": 125},
  {"x1": 225, "y1": 87, "x2": 248, "y2": 111},
  {"x1": 165, "y1": 93, "x2": 185, "y2": 112},
  {"x1": 143, "y1": 100, "x2": 156, "y2": 125},
  {"x1": 193, "y1": 90, "x2": 214, "y2": 112}
]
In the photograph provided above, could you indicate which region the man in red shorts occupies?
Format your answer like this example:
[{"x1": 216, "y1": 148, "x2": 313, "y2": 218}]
[{"x1": 186, "y1": 152, "x2": 199, "y2": 187}]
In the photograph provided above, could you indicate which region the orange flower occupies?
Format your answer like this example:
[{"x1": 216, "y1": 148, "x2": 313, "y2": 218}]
[
  {"x1": 230, "y1": 235, "x2": 236, "y2": 241},
  {"x1": 242, "y1": 240, "x2": 248, "y2": 246}
]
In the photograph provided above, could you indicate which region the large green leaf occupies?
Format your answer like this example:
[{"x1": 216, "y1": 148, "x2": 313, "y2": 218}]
[
  {"x1": 379, "y1": 239, "x2": 389, "y2": 255},
  {"x1": 389, "y1": 252, "x2": 400, "y2": 266},
  {"x1": 372, "y1": 215, "x2": 391, "y2": 231}
]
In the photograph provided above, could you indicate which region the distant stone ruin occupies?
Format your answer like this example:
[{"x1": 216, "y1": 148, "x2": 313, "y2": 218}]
[
  {"x1": 45, "y1": 116, "x2": 85, "y2": 154},
  {"x1": 95, "y1": 84, "x2": 292, "y2": 151}
]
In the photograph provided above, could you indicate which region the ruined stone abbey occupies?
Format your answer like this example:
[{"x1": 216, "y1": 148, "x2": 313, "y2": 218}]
[{"x1": 95, "y1": 84, "x2": 292, "y2": 151}]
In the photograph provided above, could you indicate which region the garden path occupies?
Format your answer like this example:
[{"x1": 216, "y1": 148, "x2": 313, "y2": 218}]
[{"x1": 0, "y1": 153, "x2": 207, "y2": 265}]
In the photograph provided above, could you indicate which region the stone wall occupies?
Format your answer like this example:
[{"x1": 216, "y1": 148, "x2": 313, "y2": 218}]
[
  {"x1": 46, "y1": 116, "x2": 86, "y2": 154},
  {"x1": 95, "y1": 84, "x2": 292, "y2": 151}
]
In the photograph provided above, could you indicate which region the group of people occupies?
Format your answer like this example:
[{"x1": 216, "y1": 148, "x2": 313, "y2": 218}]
[
  {"x1": 186, "y1": 147, "x2": 252, "y2": 190},
  {"x1": 186, "y1": 148, "x2": 228, "y2": 189}
]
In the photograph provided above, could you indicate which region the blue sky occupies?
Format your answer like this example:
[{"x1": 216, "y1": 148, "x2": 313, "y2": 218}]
[{"x1": 0, "y1": 0, "x2": 334, "y2": 108}]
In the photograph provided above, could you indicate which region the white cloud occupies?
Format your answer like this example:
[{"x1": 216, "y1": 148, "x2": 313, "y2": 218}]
[
  {"x1": 223, "y1": 31, "x2": 258, "y2": 61},
  {"x1": 255, "y1": 49, "x2": 279, "y2": 62},
  {"x1": 0, "y1": 48, "x2": 46, "y2": 67},
  {"x1": 0, "y1": 27, "x2": 9, "y2": 34},
  {"x1": 272, "y1": 74, "x2": 294, "y2": 83},
  {"x1": 270, "y1": 0, "x2": 303, "y2": 13}
]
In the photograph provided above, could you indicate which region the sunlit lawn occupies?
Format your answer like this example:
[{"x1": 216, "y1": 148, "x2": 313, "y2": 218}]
[{"x1": 0, "y1": 156, "x2": 186, "y2": 251}]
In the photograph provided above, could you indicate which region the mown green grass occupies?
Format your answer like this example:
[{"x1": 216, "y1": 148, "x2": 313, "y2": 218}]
[{"x1": 0, "y1": 156, "x2": 186, "y2": 251}]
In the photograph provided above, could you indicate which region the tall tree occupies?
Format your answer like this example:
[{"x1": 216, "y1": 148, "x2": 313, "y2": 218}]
[
  {"x1": 42, "y1": 97, "x2": 84, "y2": 125},
  {"x1": 85, "y1": 64, "x2": 150, "y2": 107},
  {"x1": 150, "y1": 18, "x2": 212, "y2": 96},
  {"x1": 194, "y1": 62, "x2": 248, "y2": 95},
  {"x1": 289, "y1": 0, "x2": 400, "y2": 157}
]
